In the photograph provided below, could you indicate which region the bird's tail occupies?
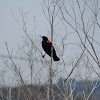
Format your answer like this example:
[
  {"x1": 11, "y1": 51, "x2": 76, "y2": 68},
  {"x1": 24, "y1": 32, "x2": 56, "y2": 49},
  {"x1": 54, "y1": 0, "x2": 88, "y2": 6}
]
[{"x1": 53, "y1": 55, "x2": 60, "y2": 61}]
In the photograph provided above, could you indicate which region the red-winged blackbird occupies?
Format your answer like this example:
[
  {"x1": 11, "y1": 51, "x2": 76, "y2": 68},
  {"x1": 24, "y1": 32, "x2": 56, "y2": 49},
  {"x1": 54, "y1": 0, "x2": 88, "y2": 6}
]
[{"x1": 42, "y1": 36, "x2": 60, "y2": 61}]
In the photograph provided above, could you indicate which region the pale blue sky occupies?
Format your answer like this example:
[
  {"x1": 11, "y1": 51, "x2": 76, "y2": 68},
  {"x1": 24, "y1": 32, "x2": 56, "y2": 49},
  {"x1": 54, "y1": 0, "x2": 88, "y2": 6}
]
[
  {"x1": 0, "y1": 0, "x2": 100, "y2": 86},
  {"x1": 0, "y1": 0, "x2": 44, "y2": 53}
]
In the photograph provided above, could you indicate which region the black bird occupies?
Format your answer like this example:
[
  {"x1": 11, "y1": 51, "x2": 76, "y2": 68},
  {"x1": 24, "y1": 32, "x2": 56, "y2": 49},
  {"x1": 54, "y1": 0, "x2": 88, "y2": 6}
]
[{"x1": 42, "y1": 36, "x2": 60, "y2": 61}]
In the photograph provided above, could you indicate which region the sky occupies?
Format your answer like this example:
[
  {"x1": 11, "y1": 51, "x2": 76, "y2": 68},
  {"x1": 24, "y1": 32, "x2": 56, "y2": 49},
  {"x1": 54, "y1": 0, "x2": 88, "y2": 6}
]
[
  {"x1": 0, "y1": 0, "x2": 44, "y2": 53},
  {"x1": 0, "y1": 0, "x2": 100, "y2": 86}
]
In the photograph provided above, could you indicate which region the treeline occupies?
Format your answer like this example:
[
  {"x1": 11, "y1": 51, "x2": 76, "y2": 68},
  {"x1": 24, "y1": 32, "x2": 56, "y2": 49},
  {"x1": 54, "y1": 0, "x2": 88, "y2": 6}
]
[{"x1": 0, "y1": 78, "x2": 100, "y2": 100}]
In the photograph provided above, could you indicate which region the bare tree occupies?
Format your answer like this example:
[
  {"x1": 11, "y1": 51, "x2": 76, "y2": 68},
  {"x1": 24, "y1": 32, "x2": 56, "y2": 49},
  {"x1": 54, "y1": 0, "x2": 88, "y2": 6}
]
[{"x1": 1, "y1": 0, "x2": 99, "y2": 100}]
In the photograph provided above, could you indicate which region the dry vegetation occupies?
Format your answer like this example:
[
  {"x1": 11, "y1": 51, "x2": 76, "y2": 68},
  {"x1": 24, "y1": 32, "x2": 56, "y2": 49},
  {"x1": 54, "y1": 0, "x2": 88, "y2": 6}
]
[{"x1": 0, "y1": 0, "x2": 100, "y2": 100}]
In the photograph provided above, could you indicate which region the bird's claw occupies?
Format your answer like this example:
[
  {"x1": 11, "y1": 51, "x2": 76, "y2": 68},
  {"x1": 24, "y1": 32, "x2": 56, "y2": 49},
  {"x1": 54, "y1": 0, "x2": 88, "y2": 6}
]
[{"x1": 42, "y1": 55, "x2": 45, "y2": 58}]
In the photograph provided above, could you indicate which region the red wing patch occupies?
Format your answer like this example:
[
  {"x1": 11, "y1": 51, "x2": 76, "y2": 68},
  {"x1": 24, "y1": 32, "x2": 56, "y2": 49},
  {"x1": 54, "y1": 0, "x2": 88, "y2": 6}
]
[{"x1": 47, "y1": 40, "x2": 51, "y2": 43}]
